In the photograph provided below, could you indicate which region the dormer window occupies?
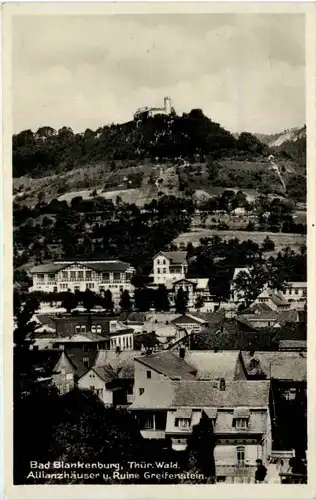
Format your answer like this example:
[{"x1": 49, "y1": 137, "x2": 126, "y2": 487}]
[
  {"x1": 234, "y1": 418, "x2": 248, "y2": 429},
  {"x1": 174, "y1": 408, "x2": 192, "y2": 428},
  {"x1": 175, "y1": 418, "x2": 190, "y2": 428},
  {"x1": 233, "y1": 407, "x2": 250, "y2": 429}
]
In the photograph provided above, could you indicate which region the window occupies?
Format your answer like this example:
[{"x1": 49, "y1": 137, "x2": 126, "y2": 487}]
[
  {"x1": 83, "y1": 357, "x2": 89, "y2": 368},
  {"x1": 96, "y1": 325, "x2": 102, "y2": 334},
  {"x1": 66, "y1": 373, "x2": 73, "y2": 381},
  {"x1": 175, "y1": 418, "x2": 190, "y2": 428},
  {"x1": 102, "y1": 273, "x2": 110, "y2": 281},
  {"x1": 163, "y1": 259, "x2": 166, "y2": 265},
  {"x1": 157, "y1": 269, "x2": 161, "y2": 274},
  {"x1": 139, "y1": 388, "x2": 144, "y2": 395},
  {"x1": 295, "y1": 289, "x2": 299, "y2": 295},
  {"x1": 163, "y1": 268, "x2": 166, "y2": 273},
  {"x1": 146, "y1": 370, "x2": 151, "y2": 379},
  {"x1": 75, "y1": 325, "x2": 81, "y2": 333},
  {"x1": 236, "y1": 446, "x2": 245, "y2": 465},
  {"x1": 96, "y1": 389, "x2": 103, "y2": 398},
  {"x1": 144, "y1": 417, "x2": 154, "y2": 429},
  {"x1": 37, "y1": 273, "x2": 44, "y2": 281},
  {"x1": 86, "y1": 271, "x2": 92, "y2": 280},
  {"x1": 78, "y1": 271, "x2": 84, "y2": 280},
  {"x1": 70, "y1": 271, "x2": 76, "y2": 280},
  {"x1": 284, "y1": 388, "x2": 296, "y2": 401},
  {"x1": 113, "y1": 272, "x2": 120, "y2": 282},
  {"x1": 62, "y1": 271, "x2": 68, "y2": 280},
  {"x1": 65, "y1": 382, "x2": 71, "y2": 393},
  {"x1": 48, "y1": 273, "x2": 55, "y2": 281},
  {"x1": 234, "y1": 418, "x2": 248, "y2": 429},
  {"x1": 81, "y1": 325, "x2": 86, "y2": 333},
  {"x1": 157, "y1": 259, "x2": 161, "y2": 265},
  {"x1": 91, "y1": 325, "x2": 96, "y2": 333}
]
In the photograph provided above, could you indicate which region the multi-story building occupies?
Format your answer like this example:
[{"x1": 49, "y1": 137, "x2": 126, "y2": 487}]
[
  {"x1": 168, "y1": 278, "x2": 212, "y2": 309},
  {"x1": 151, "y1": 251, "x2": 188, "y2": 285},
  {"x1": 29, "y1": 259, "x2": 136, "y2": 305},
  {"x1": 130, "y1": 377, "x2": 272, "y2": 483}
]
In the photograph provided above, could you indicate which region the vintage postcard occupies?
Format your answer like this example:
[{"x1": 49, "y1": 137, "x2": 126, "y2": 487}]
[{"x1": 2, "y1": 1, "x2": 316, "y2": 499}]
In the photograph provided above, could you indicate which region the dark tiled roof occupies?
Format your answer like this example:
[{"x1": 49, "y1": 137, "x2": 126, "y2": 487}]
[
  {"x1": 184, "y1": 351, "x2": 242, "y2": 380},
  {"x1": 65, "y1": 349, "x2": 98, "y2": 378},
  {"x1": 171, "y1": 313, "x2": 208, "y2": 326},
  {"x1": 30, "y1": 263, "x2": 68, "y2": 274},
  {"x1": 241, "y1": 351, "x2": 307, "y2": 381},
  {"x1": 241, "y1": 311, "x2": 280, "y2": 322},
  {"x1": 243, "y1": 303, "x2": 273, "y2": 314},
  {"x1": 31, "y1": 260, "x2": 133, "y2": 274},
  {"x1": 21, "y1": 349, "x2": 64, "y2": 376},
  {"x1": 159, "y1": 251, "x2": 187, "y2": 264},
  {"x1": 36, "y1": 315, "x2": 57, "y2": 328},
  {"x1": 92, "y1": 365, "x2": 117, "y2": 383},
  {"x1": 93, "y1": 350, "x2": 138, "y2": 379},
  {"x1": 130, "y1": 380, "x2": 270, "y2": 409},
  {"x1": 83, "y1": 261, "x2": 132, "y2": 272},
  {"x1": 135, "y1": 351, "x2": 196, "y2": 380},
  {"x1": 279, "y1": 340, "x2": 307, "y2": 351}
]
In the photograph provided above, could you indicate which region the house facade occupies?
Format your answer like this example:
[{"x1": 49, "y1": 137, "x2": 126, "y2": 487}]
[
  {"x1": 130, "y1": 379, "x2": 272, "y2": 483},
  {"x1": 152, "y1": 252, "x2": 188, "y2": 285},
  {"x1": 78, "y1": 350, "x2": 136, "y2": 406},
  {"x1": 24, "y1": 350, "x2": 76, "y2": 395},
  {"x1": 29, "y1": 259, "x2": 136, "y2": 305},
  {"x1": 168, "y1": 278, "x2": 212, "y2": 309}
]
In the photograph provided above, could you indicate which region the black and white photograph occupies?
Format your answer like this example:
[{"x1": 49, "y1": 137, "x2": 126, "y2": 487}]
[{"x1": 4, "y1": 2, "x2": 312, "y2": 495}]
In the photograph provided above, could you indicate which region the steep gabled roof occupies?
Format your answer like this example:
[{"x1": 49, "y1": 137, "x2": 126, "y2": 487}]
[
  {"x1": 171, "y1": 313, "x2": 209, "y2": 326},
  {"x1": 154, "y1": 251, "x2": 187, "y2": 264},
  {"x1": 21, "y1": 349, "x2": 65, "y2": 376},
  {"x1": 94, "y1": 349, "x2": 138, "y2": 379}
]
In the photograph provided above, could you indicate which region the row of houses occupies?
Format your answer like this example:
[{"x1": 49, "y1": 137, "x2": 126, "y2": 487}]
[
  {"x1": 22, "y1": 346, "x2": 306, "y2": 483},
  {"x1": 29, "y1": 253, "x2": 307, "y2": 315}
]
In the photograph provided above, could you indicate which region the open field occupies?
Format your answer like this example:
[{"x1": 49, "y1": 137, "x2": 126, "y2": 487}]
[{"x1": 173, "y1": 228, "x2": 306, "y2": 254}]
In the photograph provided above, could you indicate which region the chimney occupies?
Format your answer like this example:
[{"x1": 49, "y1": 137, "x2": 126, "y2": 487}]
[
  {"x1": 179, "y1": 347, "x2": 185, "y2": 359},
  {"x1": 115, "y1": 345, "x2": 121, "y2": 354},
  {"x1": 146, "y1": 348, "x2": 153, "y2": 356},
  {"x1": 219, "y1": 378, "x2": 226, "y2": 391}
]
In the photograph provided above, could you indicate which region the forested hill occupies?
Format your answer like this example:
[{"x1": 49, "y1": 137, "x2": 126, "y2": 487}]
[{"x1": 13, "y1": 109, "x2": 270, "y2": 178}]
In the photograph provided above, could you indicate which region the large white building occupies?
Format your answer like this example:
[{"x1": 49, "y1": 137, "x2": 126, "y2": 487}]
[
  {"x1": 29, "y1": 259, "x2": 136, "y2": 304},
  {"x1": 151, "y1": 251, "x2": 188, "y2": 285}
]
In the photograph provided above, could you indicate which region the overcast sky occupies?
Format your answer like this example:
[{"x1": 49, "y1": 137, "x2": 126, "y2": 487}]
[{"x1": 12, "y1": 13, "x2": 305, "y2": 135}]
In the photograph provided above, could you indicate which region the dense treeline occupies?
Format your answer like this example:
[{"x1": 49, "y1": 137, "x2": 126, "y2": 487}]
[
  {"x1": 13, "y1": 195, "x2": 193, "y2": 277},
  {"x1": 13, "y1": 110, "x2": 268, "y2": 178}
]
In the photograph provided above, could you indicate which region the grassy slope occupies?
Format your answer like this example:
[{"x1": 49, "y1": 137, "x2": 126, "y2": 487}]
[{"x1": 13, "y1": 156, "x2": 301, "y2": 208}]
